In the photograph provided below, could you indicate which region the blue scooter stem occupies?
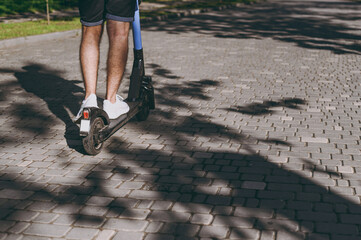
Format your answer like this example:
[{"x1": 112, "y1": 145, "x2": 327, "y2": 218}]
[
  {"x1": 132, "y1": 0, "x2": 142, "y2": 50},
  {"x1": 128, "y1": 0, "x2": 145, "y2": 100}
]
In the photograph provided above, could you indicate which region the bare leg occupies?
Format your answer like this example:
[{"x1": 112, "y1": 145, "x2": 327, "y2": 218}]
[
  {"x1": 80, "y1": 24, "x2": 103, "y2": 99},
  {"x1": 106, "y1": 20, "x2": 130, "y2": 103}
]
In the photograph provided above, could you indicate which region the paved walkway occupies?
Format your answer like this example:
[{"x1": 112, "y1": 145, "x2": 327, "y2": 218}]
[{"x1": 0, "y1": 0, "x2": 361, "y2": 239}]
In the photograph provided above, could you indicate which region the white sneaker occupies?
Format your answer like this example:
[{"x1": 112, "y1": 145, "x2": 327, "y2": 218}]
[
  {"x1": 74, "y1": 94, "x2": 98, "y2": 121},
  {"x1": 103, "y1": 95, "x2": 129, "y2": 119}
]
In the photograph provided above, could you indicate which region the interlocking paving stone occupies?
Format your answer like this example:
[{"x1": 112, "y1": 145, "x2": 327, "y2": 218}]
[
  {"x1": 6, "y1": 210, "x2": 39, "y2": 222},
  {"x1": 118, "y1": 209, "x2": 151, "y2": 220},
  {"x1": 190, "y1": 213, "x2": 213, "y2": 225},
  {"x1": 148, "y1": 211, "x2": 191, "y2": 223},
  {"x1": 144, "y1": 234, "x2": 174, "y2": 240},
  {"x1": 112, "y1": 231, "x2": 145, "y2": 240},
  {"x1": 315, "y1": 222, "x2": 359, "y2": 235},
  {"x1": 65, "y1": 227, "x2": 99, "y2": 240},
  {"x1": 95, "y1": 230, "x2": 116, "y2": 240},
  {"x1": 32, "y1": 213, "x2": 58, "y2": 223},
  {"x1": 0, "y1": 189, "x2": 34, "y2": 200},
  {"x1": 213, "y1": 215, "x2": 255, "y2": 228},
  {"x1": 1, "y1": 234, "x2": 23, "y2": 240},
  {"x1": 229, "y1": 228, "x2": 260, "y2": 240},
  {"x1": 103, "y1": 219, "x2": 148, "y2": 231},
  {"x1": 79, "y1": 206, "x2": 108, "y2": 217},
  {"x1": 7, "y1": 222, "x2": 30, "y2": 234},
  {"x1": 23, "y1": 223, "x2": 71, "y2": 237},
  {"x1": 145, "y1": 222, "x2": 164, "y2": 233},
  {"x1": 199, "y1": 226, "x2": 229, "y2": 238},
  {"x1": 1, "y1": 0, "x2": 361, "y2": 239}
]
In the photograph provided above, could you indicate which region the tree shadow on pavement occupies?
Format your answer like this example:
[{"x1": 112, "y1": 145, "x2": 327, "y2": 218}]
[
  {"x1": 98, "y1": 64, "x2": 361, "y2": 238},
  {"x1": 142, "y1": 0, "x2": 361, "y2": 55},
  {"x1": 0, "y1": 63, "x2": 84, "y2": 148},
  {"x1": 223, "y1": 98, "x2": 306, "y2": 116},
  {"x1": 1, "y1": 63, "x2": 361, "y2": 239},
  {"x1": 103, "y1": 96, "x2": 361, "y2": 238}
]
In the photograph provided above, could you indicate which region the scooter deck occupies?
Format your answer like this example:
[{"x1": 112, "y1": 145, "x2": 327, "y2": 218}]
[{"x1": 99, "y1": 100, "x2": 142, "y2": 142}]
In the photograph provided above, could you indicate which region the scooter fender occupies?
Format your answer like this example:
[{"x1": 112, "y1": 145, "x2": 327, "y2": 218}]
[{"x1": 79, "y1": 107, "x2": 110, "y2": 137}]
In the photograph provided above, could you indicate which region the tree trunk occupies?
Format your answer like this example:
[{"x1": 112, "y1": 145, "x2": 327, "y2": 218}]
[{"x1": 46, "y1": 0, "x2": 50, "y2": 25}]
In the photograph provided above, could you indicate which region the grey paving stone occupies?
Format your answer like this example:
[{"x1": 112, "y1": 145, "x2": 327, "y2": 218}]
[
  {"x1": 0, "y1": 189, "x2": 34, "y2": 200},
  {"x1": 73, "y1": 217, "x2": 105, "y2": 228},
  {"x1": 79, "y1": 206, "x2": 108, "y2": 217},
  {"x1": 27, "y1": 201, "x2": 57, "y2": 212},
  {"x1": 229, "y1": 228, "x2": 260, "y2": 239},
  {"x1": 241, "y1": 181, "x2": 267, "y2": 190},
  {"x1": 257, "y1": 219, "x2": 299, "y2": 232},
  {"x1": 199, "y1": 226, "x2": 229, "y2": 238},
  {"x1": 213, "y1": 215, "x2": 255, "y2": 228},
  {"x1": 172, "y1": 202, "x2": 213, "y2": 214},
  {"x1": 259, "y1": 230, "x2": 276, "y2": 240},
  {"x1": 148, "y1": 211, "x2": 191, "y2": 223},
  {"x1": 52, "y1": 204, "x2": 82, "y2": 214},
  {"x1": 86, "y1": 196, "x2": 114, "y2": 206},
  {"x1": 7, "y1": 222, "x2": 30, "y2": 234},
  {"x1": 0, "y1": 220, "x2": 16, "y2": 231},
  {"x1": 316, "y1": 222, "x2": 359, "y2": 235},
  {"x1": 150, "y1": 201, "x2": 173, "y2": 210},
  {"x1": 51, "y1": 214, "x2": 76, "y2": 226},
  {"x1": 276, "y1": 231, "x2": 305, "y2": 240},
  {"x1": 297, "y1": 211, "x2": 337, "y2": 222},
  {"x1": 112, "y1": 231, "x2": 145, "y2": 240},
  {"x1": 66, "y1": 227, "x2": 99, "y2": 240},
  {"x1": 129, "y1": 190, "x2": 164, "y2": 200},
  {"x1": 145, "y1": 222, "x2": 164, "y2": 233},
  {"x1": 23, "y1": 223, "x2": 71, "y2": 237},
  {"x1": 22, "y1": 236, "x2": 52, "y2": 240},
  {"x1": 144, "y1": 234, "x2": 174, "y2": 240},
  {"x1": 95, "y1": 230, "x2": 116, "y2": 240},
  {"x1": 6, "y1": 210, "x2": 39, "y2": 221},
  {"x1": 32, "y1": 213, "x2": 58, "y2": 223},
  {"x1": 190, "y1": 214, "x2": 213, "y2": 225},
  {"x1": 1, "y1": 234, "x2": 23, "y2": 240},
  {"x1": 103, "y1": 219, "x2": 148, "y2": 231},
  {"x1": 118, "y1": 209, "x2": 151, "y2": 220},
  {"x1": 175, "y1": 223, "x2": 201, "y2": 237}
]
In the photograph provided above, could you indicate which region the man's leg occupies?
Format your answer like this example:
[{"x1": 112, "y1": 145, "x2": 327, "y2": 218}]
[
  {"x1": 105, "y1": 20, "x2": 130, "y2": 103},
  {"x1": 80, "y1": 25, "x2": 103, "y2": 99}
]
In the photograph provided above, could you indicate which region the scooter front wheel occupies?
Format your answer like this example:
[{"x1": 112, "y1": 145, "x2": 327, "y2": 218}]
[{"x1": 82, "y1": 117, "x2": 105, "y2": 155}]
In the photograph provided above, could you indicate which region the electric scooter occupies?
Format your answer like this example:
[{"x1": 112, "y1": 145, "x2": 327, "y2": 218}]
[{"x1": 78, "y1": 0, "x2": 155, "y2": 155}]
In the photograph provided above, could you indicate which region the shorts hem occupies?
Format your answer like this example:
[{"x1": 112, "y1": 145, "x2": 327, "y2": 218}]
[
  {"x1": 106, "y1": 13, "x2": 134, "y2": 22},
  {"x1": 80, "y1": 19, "x2": 104, "y2": 26}
]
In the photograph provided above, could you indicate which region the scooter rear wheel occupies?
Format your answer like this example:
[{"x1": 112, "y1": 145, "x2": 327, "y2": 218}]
[{"x1": 82, "y1": 117, "x2": 105, "y2": 155}]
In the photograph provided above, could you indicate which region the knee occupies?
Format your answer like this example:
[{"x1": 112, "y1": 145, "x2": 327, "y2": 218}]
[
  {"x1": 109, "y1": 30, "x2": 129, "y2": 41},
  {"x1": 81, "y1": 25, "x2": 103, "y2": 44},
  {"x1": 107, "y1": 21, "x2": 130, "y2": 41}
]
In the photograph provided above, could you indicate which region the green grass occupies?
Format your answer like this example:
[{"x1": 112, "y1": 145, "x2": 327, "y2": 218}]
[
  {"x1": 0, "y1": 18, "x2": 81, "y2": 40},
  {"x1": 0, "y1": 0, "x2": 77, "y2": 16}
]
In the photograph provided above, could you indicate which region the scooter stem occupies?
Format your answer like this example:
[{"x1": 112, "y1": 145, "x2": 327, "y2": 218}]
[
  {"x1": 128, "y1": 0, "x2": 145, "y2": 101},
  {"x1": 132, "y1": 0, "x2": 142, "y2": 51}
]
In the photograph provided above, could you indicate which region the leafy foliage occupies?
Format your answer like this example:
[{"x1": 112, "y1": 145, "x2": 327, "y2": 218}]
[{"x1": 0, "y1": 0, "x2": 78, "y2": 16}]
